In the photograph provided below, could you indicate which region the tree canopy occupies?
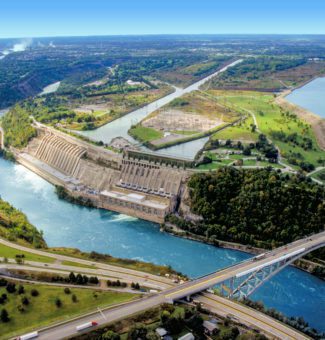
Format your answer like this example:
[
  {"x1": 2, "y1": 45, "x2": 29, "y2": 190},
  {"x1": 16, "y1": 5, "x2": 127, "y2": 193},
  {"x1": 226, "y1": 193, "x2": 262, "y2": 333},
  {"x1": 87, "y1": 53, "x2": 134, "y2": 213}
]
[{"x1": 186, "y1": 168, "x2": 324, "y2": 248}]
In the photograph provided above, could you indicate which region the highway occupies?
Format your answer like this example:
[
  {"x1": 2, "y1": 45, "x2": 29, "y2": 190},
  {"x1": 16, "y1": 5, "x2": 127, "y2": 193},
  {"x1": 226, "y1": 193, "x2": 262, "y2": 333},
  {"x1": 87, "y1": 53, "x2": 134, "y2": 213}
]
[
  {"x1": 11, "y1": 231, "x2": 324, "y2": 340},
  {"x1": 0, "y1": 238, "x2": 174, "y2": 290},
  {"x1": 0, "y1": 259, "x2": 172, "y2": 290},
  {"x1": 197, "y1": 293, "x2": 308, "y2": 340}
]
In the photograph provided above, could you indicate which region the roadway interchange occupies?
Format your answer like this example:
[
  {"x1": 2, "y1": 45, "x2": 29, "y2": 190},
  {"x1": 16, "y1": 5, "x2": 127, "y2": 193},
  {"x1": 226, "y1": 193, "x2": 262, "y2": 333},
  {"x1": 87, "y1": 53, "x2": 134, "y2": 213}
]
[{"x1": 4, "y1": 231, "x2": 325, "y2": 340}]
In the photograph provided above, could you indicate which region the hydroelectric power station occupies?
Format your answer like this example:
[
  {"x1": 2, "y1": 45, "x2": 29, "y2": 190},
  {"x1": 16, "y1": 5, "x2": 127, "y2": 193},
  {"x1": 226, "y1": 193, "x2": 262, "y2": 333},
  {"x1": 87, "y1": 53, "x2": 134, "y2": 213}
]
[{"x1": 15, "y1": 125, "x2": 192, "y2": 223}]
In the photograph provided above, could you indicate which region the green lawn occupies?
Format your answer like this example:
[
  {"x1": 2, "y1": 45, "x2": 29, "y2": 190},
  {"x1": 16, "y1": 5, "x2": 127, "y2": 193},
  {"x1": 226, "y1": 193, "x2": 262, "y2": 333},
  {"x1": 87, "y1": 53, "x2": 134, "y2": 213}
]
[
  {"x1": 228, "y1": 153, "x2": 246, "y2": 160},
  {"x1": 129, "y1": 125, "x2": 163, "y2": 143},
  {"x1": 0, "y1": 243, "x2": 54, "y2": 263},
  {"x1": 208, "y1": 90, "x2": 325, "y2": 167},
  {"x1": 0, "y1": 282, "x2": 138, "y2": 339},
  {"x1": 61, "y1": 260, "x2": 96, "y2": 269},
  {"x1": 211, "y1": 114, "x2": 258, "y2": 142}
]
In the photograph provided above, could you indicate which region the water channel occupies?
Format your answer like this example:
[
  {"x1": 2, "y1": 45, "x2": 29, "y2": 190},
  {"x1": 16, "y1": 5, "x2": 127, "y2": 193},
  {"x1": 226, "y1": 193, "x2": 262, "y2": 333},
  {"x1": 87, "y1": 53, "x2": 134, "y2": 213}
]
[
  {"x1": 79, "y1": 61, "x2": 243, "y2": 159},
  {"x1": 0, "y1": 157, "x2": 324, "y2": 331}
]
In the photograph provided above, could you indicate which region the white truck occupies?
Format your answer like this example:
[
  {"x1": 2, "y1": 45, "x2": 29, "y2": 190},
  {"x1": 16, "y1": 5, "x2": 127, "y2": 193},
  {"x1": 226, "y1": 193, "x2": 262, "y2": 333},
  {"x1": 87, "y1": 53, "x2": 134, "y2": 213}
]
[
  {"x1": 17, "y1": 331, "x2": 38, "y2": 340},
  {"x1": 76, "y1": 321, "x2": 98, "y2": 331}
]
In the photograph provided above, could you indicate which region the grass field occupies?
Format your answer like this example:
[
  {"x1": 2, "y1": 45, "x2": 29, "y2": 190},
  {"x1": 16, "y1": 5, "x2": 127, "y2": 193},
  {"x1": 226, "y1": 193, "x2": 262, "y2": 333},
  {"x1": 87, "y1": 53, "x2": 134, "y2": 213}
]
[
  {"x1": 0, "y1": 243, "x2": 53, "y2": 263},
  {"x1": 207, "y1": 90, "x2": 325, "y2": 168},
  {"x1": 0, "y1": 282, "x2": 138, "y2": 339},
  {"x1": 129, "y1": 125, "x2": 163, "y2": 143},
  {"x1": 61, "y1": 260, "x2": 96, "y2": 269}
]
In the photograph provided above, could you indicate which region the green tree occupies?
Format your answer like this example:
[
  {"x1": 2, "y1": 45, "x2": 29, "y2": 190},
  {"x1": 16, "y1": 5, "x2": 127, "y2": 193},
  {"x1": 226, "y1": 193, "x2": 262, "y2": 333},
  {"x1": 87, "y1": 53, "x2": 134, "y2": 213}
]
[{"x1": 0, "y1": 309, "x2": 10, "y2": 322}]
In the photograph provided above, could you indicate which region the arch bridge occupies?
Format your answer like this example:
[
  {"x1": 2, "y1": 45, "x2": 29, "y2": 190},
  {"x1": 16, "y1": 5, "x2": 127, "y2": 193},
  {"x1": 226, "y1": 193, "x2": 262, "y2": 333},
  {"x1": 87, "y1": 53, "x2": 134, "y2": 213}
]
[{"x1": 164, "y1": 231, "x2": 325, "y2": 302}]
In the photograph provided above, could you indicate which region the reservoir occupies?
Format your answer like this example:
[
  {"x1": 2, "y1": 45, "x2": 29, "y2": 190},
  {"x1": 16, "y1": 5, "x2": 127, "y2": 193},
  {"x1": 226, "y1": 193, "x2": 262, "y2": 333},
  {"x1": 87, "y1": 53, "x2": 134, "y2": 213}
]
[
  {"x1": 0, "y1": 156, "x2": 324, "y2": 331},
  {"x1": 287, "y1": 77, "x2": 325, "y2": 118}
]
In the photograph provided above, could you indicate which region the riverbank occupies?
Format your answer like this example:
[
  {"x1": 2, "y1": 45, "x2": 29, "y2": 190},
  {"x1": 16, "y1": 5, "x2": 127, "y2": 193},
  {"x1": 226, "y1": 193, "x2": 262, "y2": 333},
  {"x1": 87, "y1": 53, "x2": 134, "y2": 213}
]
[{"x1": 276, "y1": 86, "x2": 325, "y2": 151}]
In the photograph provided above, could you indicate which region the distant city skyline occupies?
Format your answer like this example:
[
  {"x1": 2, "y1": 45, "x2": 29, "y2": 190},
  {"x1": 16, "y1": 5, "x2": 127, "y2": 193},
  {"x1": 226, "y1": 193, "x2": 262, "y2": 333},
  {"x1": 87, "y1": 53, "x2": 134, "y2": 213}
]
[{"x1": 0, "y1": 0, "x2": 325, "y2": 39}]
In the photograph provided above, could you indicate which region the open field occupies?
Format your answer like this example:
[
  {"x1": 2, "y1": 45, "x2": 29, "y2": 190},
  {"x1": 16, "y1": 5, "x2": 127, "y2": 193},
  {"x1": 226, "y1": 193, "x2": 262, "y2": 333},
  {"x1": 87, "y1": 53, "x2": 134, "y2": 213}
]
[
  {"x1": 154, "y1": 56, "x2": 233, "y2": 88},
  {"x1": 129, "y1": 91, "x2": 241, "y2": 148},
  {"x1": 30, "y1": 84, "x2": 173, "y2": 131},
  {"x1": 276, "y1": 90, "x2": 325, "y2": 150},
  {"x1": 0, "y1": 281, "x2": 137, "y2": 339},
  {"x1": 208, "y1": 58, "x2": 325, "y2": 91},
  {"x1": 206, "y1": 90, "x2": 325, "y2": 169},
  {"x1": 0, "y1": 243, "x2": 54, "y2": 263}
]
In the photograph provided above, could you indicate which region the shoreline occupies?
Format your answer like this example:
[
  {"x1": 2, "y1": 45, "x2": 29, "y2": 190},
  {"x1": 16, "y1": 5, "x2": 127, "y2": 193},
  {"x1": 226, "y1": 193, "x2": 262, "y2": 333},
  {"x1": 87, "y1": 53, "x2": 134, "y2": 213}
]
[{"x1": 276, "y1": 77, "x2": 325, "y2": 151}]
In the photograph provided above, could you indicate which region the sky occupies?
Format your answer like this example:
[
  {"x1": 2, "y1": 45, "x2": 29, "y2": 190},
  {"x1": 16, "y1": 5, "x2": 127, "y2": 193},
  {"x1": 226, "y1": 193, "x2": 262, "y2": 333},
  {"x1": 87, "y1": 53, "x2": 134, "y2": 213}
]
[{"x1": 0, "y1": 0, "x2": 325, "y2": 38}]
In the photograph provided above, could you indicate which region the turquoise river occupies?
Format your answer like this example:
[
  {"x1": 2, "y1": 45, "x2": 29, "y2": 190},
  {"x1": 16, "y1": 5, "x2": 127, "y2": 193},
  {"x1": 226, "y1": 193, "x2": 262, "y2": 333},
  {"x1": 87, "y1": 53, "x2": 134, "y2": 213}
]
[{"x1": 0, "y1": 157, "x2": 324, "y2": 331}]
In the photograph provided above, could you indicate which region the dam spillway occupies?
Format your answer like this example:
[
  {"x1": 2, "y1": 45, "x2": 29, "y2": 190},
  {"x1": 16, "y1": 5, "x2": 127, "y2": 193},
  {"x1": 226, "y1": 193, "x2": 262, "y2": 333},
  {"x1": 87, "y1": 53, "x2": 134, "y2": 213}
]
[{"x1": 35, "y1": 133, "x2": 86, "y2": 177}]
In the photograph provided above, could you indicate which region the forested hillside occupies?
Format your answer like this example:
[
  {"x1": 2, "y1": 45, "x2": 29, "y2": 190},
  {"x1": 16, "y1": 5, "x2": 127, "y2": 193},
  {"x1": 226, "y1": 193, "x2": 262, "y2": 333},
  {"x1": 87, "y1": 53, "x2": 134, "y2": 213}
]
[
  {"x1": 182, "y1": 168, "x2": 324, "y2": 249},
  {"x1": 1, "y1": 105, "x2": 36, "y2": 148},
  {"x1": 0, "y1": 198, "x2": 46, "y2": 248}
]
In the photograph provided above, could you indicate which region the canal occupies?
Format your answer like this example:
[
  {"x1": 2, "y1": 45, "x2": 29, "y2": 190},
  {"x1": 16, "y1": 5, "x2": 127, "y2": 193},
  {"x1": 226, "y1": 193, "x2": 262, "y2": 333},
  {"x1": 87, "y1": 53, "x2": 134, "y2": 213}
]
[
  {"x1": 0, "y1": 157, "x2": 324, "y2": 331},
  {"x1": 79, "y1": 61, "x2": 243, "y2": 159}
]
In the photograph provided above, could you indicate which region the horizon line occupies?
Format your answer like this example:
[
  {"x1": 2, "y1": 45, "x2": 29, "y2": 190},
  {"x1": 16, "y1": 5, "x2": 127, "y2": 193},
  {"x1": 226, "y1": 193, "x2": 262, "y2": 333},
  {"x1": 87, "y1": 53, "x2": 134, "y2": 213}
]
[{"x1": 1, "y1": 33, "x2": 325, "y2": 40}]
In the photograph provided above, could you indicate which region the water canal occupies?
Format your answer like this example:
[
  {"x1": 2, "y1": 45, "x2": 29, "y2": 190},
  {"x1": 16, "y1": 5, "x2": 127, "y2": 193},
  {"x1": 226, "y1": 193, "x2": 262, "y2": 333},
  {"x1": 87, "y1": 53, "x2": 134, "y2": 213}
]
[{"x1": 79, "y1": 61, "x2": 243, "y2": 159}]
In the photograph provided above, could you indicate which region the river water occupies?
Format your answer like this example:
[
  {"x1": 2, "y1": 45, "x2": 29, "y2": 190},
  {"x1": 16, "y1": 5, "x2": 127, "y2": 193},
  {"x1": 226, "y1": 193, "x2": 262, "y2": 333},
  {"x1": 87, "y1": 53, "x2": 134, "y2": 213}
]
[
  {"x1": 0, "y1": 157, "x2": 324, "y2": 331},
  {"x1": 79, "y1": 61, "x2": 243, "y2": 159},
  {"x1": 287, "y1": 77, "x2": 325, "y2": 118}
]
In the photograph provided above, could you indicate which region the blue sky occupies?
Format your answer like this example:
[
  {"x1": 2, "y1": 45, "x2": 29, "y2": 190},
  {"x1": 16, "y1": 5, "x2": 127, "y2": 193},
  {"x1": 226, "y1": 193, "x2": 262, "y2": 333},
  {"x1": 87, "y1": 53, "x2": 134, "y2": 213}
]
[{"x1": 0, "y1": 0, "x2": 324, "y2": 38}]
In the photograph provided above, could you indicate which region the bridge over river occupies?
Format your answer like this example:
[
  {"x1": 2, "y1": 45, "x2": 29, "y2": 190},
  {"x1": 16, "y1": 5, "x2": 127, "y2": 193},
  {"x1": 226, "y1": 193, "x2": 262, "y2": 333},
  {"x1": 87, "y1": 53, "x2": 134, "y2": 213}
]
[{"x1": 34, "y1": 231, "x2": 325, "y2": 340}]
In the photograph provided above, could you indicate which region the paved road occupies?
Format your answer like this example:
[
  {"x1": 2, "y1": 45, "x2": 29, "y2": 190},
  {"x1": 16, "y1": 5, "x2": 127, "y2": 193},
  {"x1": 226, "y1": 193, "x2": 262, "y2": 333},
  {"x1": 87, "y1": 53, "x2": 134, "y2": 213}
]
[
  {"x1": 0, "y1": 262, "x2": 170, "y2": 290},
  {"x1": 0, "y1": 238, "x2": 174, "y2": 289},
  {"x1": 37, "y1": 295, "x2": 166, "y2": 340},
  {"x1": 197, "y1": 293, "x2": 308, "y2": 340},
  {"x1": 12, "y1": 231, "x2": 324, "y2": 340}
]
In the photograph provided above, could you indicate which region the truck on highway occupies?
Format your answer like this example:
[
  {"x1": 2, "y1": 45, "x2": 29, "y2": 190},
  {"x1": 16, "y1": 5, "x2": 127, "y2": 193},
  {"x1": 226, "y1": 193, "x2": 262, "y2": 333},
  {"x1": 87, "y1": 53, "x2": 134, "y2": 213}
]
[
  {"x1": 76, "y1": 321, "x2": 98, "y2": 331},
  {"x1": 17, "y1": 331, "x2": 38, "y2": 340},
  {"x1": 252, "y1": 253, "x2": 265, "y2": 261}
]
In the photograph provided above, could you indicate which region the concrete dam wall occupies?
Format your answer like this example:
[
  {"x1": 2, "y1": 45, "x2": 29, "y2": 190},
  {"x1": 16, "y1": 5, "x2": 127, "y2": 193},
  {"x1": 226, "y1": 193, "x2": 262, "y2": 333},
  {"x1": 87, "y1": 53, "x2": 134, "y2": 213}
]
[
  {"x1": 35, "y1": 133, "x2": 86, "y2": 177},
  {"x1": 18, "y1": 127, "x2": 187, "y2": 223}
]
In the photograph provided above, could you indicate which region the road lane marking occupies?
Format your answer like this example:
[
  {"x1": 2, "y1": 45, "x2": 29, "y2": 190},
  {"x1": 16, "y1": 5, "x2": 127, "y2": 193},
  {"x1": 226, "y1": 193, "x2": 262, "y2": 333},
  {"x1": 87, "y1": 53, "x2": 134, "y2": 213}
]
[{"x1": 165, "y1": 274, "x2": 226, "y2": 298}]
